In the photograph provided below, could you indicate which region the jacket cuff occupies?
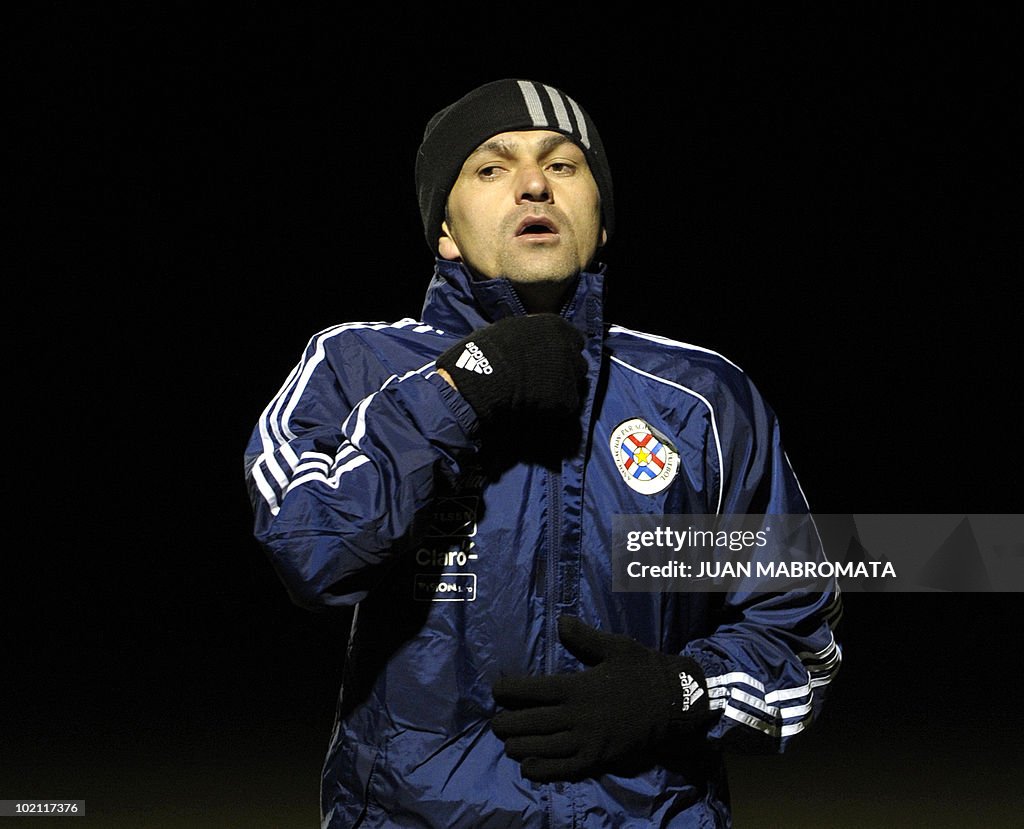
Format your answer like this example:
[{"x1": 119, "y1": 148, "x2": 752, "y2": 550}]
[{"x1": 428, "y1": 369, "x2": 480, "y2": 437}]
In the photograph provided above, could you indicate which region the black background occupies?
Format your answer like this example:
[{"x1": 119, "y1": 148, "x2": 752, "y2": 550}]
[{"x1": 6, "y1": 6, "x2": 1022, "y2": 827}]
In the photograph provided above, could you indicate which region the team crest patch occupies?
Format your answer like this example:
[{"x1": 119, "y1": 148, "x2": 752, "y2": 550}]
[{"x1": 609, "y1": 418, "x2": 680, "y2": 495}]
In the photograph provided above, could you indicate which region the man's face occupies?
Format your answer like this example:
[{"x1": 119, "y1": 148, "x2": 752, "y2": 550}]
[{"x1": 439, "y1": 130, "x2": 605, "y2": 285}]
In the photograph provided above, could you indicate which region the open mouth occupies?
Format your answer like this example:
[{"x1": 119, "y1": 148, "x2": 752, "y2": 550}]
[{"x1": 515, "y1": 216, "x2": 558, "y2": 237}]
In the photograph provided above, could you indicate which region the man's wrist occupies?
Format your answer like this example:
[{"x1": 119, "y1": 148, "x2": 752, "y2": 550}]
[{"x1": 436, "y1": 367, "x2": 457, "y2": 389}]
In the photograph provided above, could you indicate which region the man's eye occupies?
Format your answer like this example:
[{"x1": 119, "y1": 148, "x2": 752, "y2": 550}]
[
  {"x1": 547, "y1": 162, "x2": 576, "y2": 175},
  {"x1": 478, "y1": 165, "x2": 503, "y2": 179}
]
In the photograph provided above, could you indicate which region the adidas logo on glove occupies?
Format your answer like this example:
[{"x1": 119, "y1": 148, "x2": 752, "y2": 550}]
[
  {"x1": 678, "y1": 671, "x2": 705, "y2": 711},
  {"x1": 435, "y1": 314, "x2": 585, "y2": 424},
  {"x1": 455, "y1": 341, "x2": 493, "y2": 375}
]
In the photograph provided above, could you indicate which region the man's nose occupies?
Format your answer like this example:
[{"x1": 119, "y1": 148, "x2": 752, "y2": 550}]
[{"x1": 515, "y1": 163, "x2": 552, "y2": 203}]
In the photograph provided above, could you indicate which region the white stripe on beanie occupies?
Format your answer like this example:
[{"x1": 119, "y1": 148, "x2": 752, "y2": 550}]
[
  {"x1": 515, "y1": 80, "x2": 592, "y2": 149},
  {"x1": 517, "y1": 80, "x2": 547, "y2": 128}
]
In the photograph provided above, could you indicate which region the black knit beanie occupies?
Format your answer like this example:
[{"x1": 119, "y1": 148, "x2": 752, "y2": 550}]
[{"x1": 415, "y1": 79, "x2": 614, "y2": 256}]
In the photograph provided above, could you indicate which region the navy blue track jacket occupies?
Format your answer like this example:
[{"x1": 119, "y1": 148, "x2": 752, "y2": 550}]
[{"x1": 244, "y1": 258, "x2": 842, "y2": 828}]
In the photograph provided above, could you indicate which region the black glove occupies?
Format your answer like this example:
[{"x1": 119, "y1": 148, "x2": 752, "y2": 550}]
[
  {"x1": 436, "y1": 314, "x2": 586, "y2": 425},
  {"x1": 491, "y1": 616, "x2": 711, "y2": 782}
]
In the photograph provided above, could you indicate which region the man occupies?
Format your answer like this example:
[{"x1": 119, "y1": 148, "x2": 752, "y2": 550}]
[{"x1": 245, "y1": 79, "x2": 842, "y2": 828}]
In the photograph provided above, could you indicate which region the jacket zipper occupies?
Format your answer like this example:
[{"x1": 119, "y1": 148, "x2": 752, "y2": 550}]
[
  {"x1": 545, "y1": 466, "x2": 563, "y2": 676},
  {"x1": 544, "y1": 464, "x2": 564, "y2": 829}
]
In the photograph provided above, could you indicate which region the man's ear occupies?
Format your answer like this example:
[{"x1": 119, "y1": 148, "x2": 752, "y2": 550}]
[
  {"x1": 438, "y1": 221, "x2": 461, "y2": 260},
  {"x1": 599, "y1": 227, "x2": 608, "y2": 248}
]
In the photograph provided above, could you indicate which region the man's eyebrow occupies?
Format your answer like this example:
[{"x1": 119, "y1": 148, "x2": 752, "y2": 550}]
[
  {"x1": 466, "y1": 133, "x2": 579, "y2": 162},
  {"x1": 467, "y1": 138, "x2": 518, "y2": 160},
  {"x1": 534, "y1": 133, "x2": 577, "y2": 156}
]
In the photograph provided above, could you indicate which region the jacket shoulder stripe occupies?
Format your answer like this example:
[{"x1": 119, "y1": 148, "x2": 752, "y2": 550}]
[
  {"x1": 278, "y1": 319, "x2": 426, "y2": 443},
  {"x1": 608, "y1": 325, "x2": 744, "y2": 371},
  {"x1": 252, "y1": 320, "x2": 435, "y2": 512},
  {"x1": 258, "y1": 318, "x2": 426, "y2": 458}
]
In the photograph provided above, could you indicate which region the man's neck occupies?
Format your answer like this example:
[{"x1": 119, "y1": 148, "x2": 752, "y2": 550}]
[{"x1": 511, "y1": 279, "x2": 576, "y2": 314}]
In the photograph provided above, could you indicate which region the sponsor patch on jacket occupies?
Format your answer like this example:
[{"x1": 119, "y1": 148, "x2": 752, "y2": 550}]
[
  {"x1": 413, "y1": 572, "x2": 477, "y2": 602},
  {"x1": 609, "y1": 418, "x2": 680, "y2": 495}
]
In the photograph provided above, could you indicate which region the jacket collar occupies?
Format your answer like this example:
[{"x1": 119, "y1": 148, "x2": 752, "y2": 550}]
[{"x1": 420, "y1": 258, "x2": 607, "y2": 340}]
